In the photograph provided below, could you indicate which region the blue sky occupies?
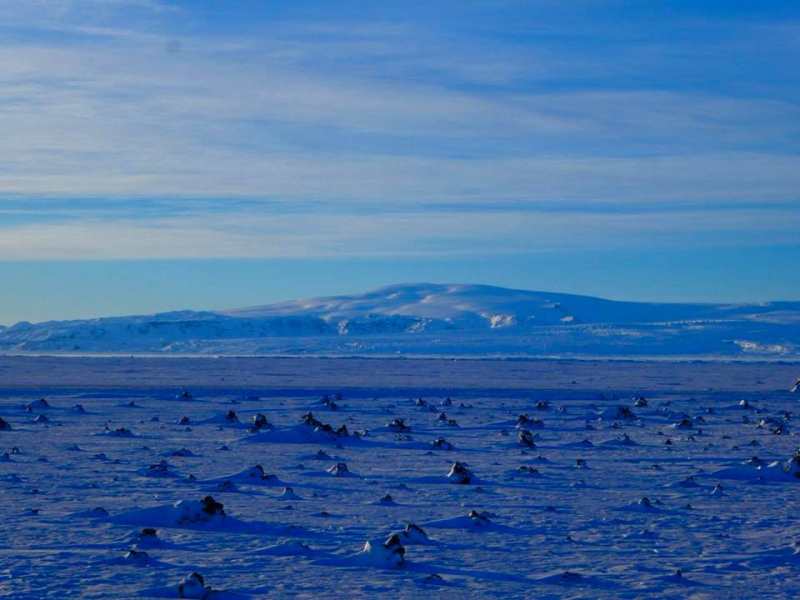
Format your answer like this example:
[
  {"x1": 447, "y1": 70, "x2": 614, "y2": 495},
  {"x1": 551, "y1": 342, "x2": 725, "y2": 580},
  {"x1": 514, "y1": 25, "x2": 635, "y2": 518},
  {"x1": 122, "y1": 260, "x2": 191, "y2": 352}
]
[{"x1": 0, "y1": 1, "x2": 798, "y2": 323}]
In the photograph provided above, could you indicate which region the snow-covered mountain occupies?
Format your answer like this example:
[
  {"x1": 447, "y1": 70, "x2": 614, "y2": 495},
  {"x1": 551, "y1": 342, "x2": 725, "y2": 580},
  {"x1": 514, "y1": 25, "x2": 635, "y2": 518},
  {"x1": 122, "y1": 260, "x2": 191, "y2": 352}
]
[{"x1": 1, "y1": 283, "x2": 798, "y2": 357}]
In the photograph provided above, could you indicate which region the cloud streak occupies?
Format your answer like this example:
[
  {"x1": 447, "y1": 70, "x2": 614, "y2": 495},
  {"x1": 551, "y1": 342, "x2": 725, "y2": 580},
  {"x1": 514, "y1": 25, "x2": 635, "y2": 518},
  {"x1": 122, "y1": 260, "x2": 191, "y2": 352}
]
[
  {"x1": 0, "y1": 1, "x2": 798, "y2": 260},
  {"x1": 2, "y1": 205, "x2": 797, "y2": 260}
]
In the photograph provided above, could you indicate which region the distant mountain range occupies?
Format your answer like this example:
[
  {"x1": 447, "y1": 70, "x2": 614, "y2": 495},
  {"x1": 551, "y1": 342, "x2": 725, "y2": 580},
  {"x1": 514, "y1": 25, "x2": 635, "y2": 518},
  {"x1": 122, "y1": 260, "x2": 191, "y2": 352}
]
[{"x1": 1, "y1": 283, "x2": 798, "y2": 358}]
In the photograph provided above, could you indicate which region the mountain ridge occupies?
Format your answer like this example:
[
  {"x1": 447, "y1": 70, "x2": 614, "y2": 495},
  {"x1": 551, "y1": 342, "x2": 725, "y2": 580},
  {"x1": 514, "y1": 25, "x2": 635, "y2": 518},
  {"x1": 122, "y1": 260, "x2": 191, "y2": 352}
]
[
  {"x1": 219, "y1": 282, "x2": 793, "y2": 323},
  {"x1": 1, "y1": 283, "x2": 798, "y2": 357}
]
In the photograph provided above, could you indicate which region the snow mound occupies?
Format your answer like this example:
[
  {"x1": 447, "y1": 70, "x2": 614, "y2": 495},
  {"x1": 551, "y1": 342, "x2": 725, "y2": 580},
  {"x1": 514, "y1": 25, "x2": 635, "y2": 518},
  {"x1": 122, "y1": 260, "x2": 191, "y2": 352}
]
[
  {"x1": 177, "y1": 573, "x2": 211, "y2": 598},
  {"x1": 102, "y1": 426, "x2": 137, "y2": 438},
  {"x1": 69, "y1": 507, "x2": 109, "y2": 519},
  {"x1": 327, "y1": 462, "x2": 355, "y2": 477},
  {"x1": 144, "y1": 460, "x2": 175, "y2": 478},
  {"x1": 278, "y1": 487, "x2": 302, "y2": 501},
  {"x1": 617, "y1": 497, "x2": 665, "y2": 512},
  {"x1": 425, "y1": 510, "x2": 494, "y2": 530},
  {"x1": 111, "y1": 496, "x2": 227, "y2": 528},
  {"x1": 113, "y1": 549, "x2": 163, "y2": 567},
  {"x1": 516, "y1": 414, "x2": 545, "y2": 429},
  {"x1": 130, "y1": 528, "x2": 172, "y2": 550},
  {"x1": 203, "y1": 465, "x2": 282, "y2": 486},
  {"x1": 538, "y1": 571, "x2": 587, "y2": 585},
  {"x1": 355, "y1": 534, "x2": 406, "y2": 568},
  {"x1": 601, "y1": 434, "x2": 639, "y2": 447},
  {"x1": 197, "y1": 410, "x2": 244, "y2": 427},
  {"x1": 447, "y1": 461, "x2": 476, "y2": 484},
  {"x1": 518, "y1": 430, "x2": 537, "y2": 448},
  {"x1": 253, "y1": 540, "x2": 314, "y2": 557},
  {"x1": 666, "y1": 476, "x2": 702, "y2": 489},
  {"x1": 140, "y1": 571, "x2": 247, "y2": 599},
  {"x1": 370, "y1": 494, "x2": 397, "y2": 506},
  {"x1": 513, "y1": 466, "x2": 543, "y2": 478},
  {"x1": 24, "y1": 398, "x2": 51, "y2": 411},
  {"x1": 429, "y1": 438, "x2": 454, "y2": 451},
  {"x1": 749, "y1": 542, "x2": 800, "y2": 565},
  {"x1": 244, "y1": 413, "x2": 355, "y2": 445},
  {"x1": 595, "y1": 406, "x2": 636, "y2": 421},
  {"x1": 173, "y1": 497, "x2": 226, "y2": 525},
  {"x1": 711, "y1": 454, "x2": 800, "y2": 483},
  {"x1": 397, "y1": 523, "x2": 432, "y2": 545}
]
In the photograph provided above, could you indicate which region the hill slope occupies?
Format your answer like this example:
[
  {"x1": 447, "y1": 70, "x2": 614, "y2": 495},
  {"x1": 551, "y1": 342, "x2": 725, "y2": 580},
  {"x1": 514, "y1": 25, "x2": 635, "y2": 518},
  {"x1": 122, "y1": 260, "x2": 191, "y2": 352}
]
[{"x1": 1, "y1": 283, "x2": 798, "y2": 357}]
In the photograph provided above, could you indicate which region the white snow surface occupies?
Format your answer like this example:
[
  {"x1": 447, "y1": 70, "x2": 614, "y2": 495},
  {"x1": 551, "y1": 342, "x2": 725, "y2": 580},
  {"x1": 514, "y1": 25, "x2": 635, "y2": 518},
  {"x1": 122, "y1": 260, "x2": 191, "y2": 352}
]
[
  {"x1": 1, "y1": 357, "x2": 800, "y2": 598},
  {"x1": 1, "y1": 283, "x2": 799, "y2": 357}
]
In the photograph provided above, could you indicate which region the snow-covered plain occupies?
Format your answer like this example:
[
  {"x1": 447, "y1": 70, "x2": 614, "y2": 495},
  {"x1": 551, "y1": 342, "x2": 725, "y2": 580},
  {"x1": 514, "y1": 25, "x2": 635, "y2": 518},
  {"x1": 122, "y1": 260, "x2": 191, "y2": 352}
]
[
  {"x1": 1, "y1": 357, "x2": 800, "y2": 598},
  {"x1": 2, "y1": 283, "x2": 798, "y2": 358}
]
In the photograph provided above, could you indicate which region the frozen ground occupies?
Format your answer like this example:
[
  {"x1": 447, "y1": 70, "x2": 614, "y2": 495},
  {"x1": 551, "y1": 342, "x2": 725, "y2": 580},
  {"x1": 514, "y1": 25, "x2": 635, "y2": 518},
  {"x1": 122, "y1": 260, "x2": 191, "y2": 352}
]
[{"x1": 1, "y1": 357, "x2": 800, "y2": 599}]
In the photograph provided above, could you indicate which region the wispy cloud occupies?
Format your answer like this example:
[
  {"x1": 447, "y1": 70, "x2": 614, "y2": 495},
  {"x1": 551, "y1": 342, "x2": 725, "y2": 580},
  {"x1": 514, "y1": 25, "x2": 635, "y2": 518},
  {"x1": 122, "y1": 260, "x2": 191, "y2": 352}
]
[
  {"x1": 2, "y1": 204, "x2": 797, "y2": 260},
  {"x1": 0, "y1": 0, "x2": 798, "y2": 260}
]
